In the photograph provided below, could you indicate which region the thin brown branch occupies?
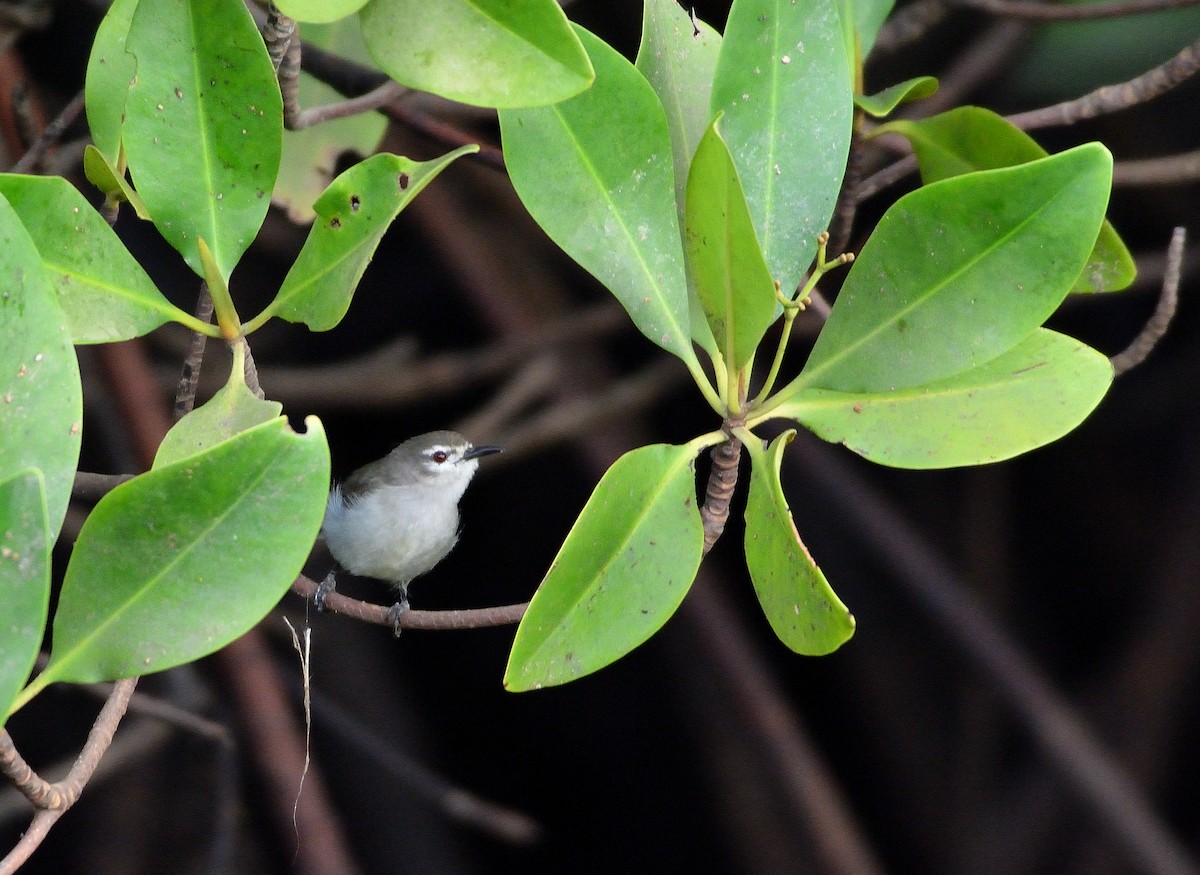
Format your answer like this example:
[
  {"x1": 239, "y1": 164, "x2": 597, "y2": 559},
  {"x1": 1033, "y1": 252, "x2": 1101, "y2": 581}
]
[
  {"x1": 8, "y1": 89, "x2": 84, "y2": 175},
  {"x1": 72, "y1": 471, "x2": 134, "y2": 502},
  {"x1": 1009, "y1": 35, "x2": 1200, "y2": 131},
  {"x1": 1111, "y1": 227, "x2": 1185, "y2": 376},
  {"x1": 0, "y1": 679, "x2": 136, "y2": 874},
  {"x1": 1114, "y1": 148, "x2": 1200, "y2": 186},
  {"x1": 948, "y1": 0, "x2": 1200, "y2": 20},
  {"x1": 173, "y1": 285, "x2": 213, "y2": 421},
  {"x1": 292, "y1": 574, "x2": 528, "y2": 629}
]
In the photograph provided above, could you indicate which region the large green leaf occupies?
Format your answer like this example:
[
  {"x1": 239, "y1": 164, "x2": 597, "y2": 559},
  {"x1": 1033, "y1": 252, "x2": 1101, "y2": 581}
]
[
  {"x1": 505, "y1": 443, "x2": 704, "y2": 691},
  {"x1": 0, "y1": 196, "x2": 82, "y2": 536},
  {"x1": 258, "y1": 147, "x2": 476, "y2": 332},
  {"x1": 710, "y1": 0, "x2": 853, "y2": 295},
  {"x1": 274, "y1": 20, "x2": 389, "y2": 224},
  {"x1": 124, "y1": 0, "x2": 282, "y2": 282},
  {"x1": 0, "y1": 174, "x2": 190, "y2": 343},
  {"x1": 0, "y1": 470, "x2": 50, "y2": 725},
  {"x1": 500, "y1": 26, "x2": 695, "y2": 365},
  {"x1": 359, "y1": 0, "x2": 593, "y2": 108},
  {"x1": 778, "y1": 329, "x2": 1113, "y2": 468},
  {"x1": 28, "y1": 417, "x2": 328, "y2": 692},
  {"x1": 877, "y1": 107, "x2": 1134, "y2": 292},
  {"x1": 741, "y1": 430, "x2": 854, "y2": 654},
  {"x1": 84, "y1": 0, "x2": 139, "y2": 163},
  {"x1": 788, "y1": 144, "x2": 1113, "y2": 396},
  {"x1": 635, "y1": 0, "x2": 723, "y2": 358},
  {"x1": 685, "y1": 118, "x2": 777, "y2": 371},
  {"x1": 274, "y1": 0, "x2": 369, "y2": 23}
]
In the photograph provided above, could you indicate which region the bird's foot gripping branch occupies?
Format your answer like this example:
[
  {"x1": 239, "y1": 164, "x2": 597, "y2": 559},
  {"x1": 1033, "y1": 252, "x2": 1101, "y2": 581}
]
[{"x1": 500, "y1": 0, "x2": 1130, "y2": 690}]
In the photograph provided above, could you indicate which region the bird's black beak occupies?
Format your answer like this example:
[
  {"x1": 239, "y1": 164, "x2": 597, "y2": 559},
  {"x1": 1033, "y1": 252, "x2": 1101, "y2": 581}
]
[{"x1": 465, "y1": 444, "x2": 503, "y2": 461}]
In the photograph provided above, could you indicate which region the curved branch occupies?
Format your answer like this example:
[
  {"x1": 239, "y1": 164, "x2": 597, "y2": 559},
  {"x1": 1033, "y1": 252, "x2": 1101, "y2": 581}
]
[
  {"x1": 1111, "y1": 227, "x2": 1185, "y2": 376},
  {"x1": 0, "y1": 679, "x2": 137, "y2": 874},
  {"x1": 291, "y1": 574, "x2": 528, "y2": 629}
]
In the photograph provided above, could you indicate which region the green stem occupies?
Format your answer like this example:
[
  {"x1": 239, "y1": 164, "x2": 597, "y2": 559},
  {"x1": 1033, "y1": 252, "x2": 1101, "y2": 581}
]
[
  {"x1": 686, "y1": 357, "x2": 726, "y2": 416},
  {"x1": 751, "y1": 307, "x2": 799, "y2": 406}
]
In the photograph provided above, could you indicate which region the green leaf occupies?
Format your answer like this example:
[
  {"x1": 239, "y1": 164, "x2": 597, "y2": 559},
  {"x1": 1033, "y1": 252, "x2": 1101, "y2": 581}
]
[
  {"x1": 124, "y1": 0, "x2": 282, "y2": 283},
  {"x1": 82, "y1": 145, "x2": 151, "y2": 219},
  {"x1": 789, "y1": 144, "x2": 1113, "y2": 395},
  {"x1": 838, "y1": 0, "x2": 896, "y2": 79},
  {"x1": 0, "y1": 471, "x2": 51, "y2": 725},
  {"x1": 876, "y1": 107, "x2": 1135, "y2": 293},
  {"x1": 275, "y1": 20, "x2": 388, "y2": 224},
  {"x1": 0, "y1": 195, "x2": 82, "y2": 536},
  {"x1": 274, "y1": 0, "x2": 369, "y2": 23},
  {"x1": 777, "y1": 329, "x2": 1113, "y2": 468},
  {"x1": 500, "y1": 26, "x2": 695, "y2": 365},
  {"x1": 260, "y1": 147, "x2": 477, "y2": 332},
  {"x1": 741, "y1": 430, "x2": 854, "y2": 654},
  {"x1": 636, "y1": 0, "x2": 722, "y2": 223},
  {"x1": 0, "y1": 174, "x2": 189, "y2": 343},
  {"x1": 685, "y1": 117, "x2": 778, "y2": 371},
  {"x1": 34, "y1": 416, "x2": 329, "y2": 689},
  {"x1": 505, "y1": 443, "x2": 704, "y2": 691},
  {"x1": 854, "y1": 76, "x2": 938, "y2": 117},
  {"x1": 710, "y1": 0, "x2": 853, "y2": 295},
  {"x1": 84, "y1": 0, "x2": 139, "y2": 163},
  {"x1": 359, "y1": 0, "x2": 593, "y2": 108},
  {"x1": 155, "y1": 363, "x2": 283, "y2": 468},
  {"x1": 635, "y1": 0, "x2": 722, "y2": 356}
]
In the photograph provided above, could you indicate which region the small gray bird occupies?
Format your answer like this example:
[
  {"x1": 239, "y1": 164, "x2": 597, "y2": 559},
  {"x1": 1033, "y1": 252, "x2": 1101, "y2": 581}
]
[{"x1": 317, "y1": 431, "x2": 501, "y2": 628}]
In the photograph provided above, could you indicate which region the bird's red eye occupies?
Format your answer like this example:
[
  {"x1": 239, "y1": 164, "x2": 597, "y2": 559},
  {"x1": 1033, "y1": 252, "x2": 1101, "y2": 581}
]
[{"x1": 432, "y1": 450, "x2": 449, "y2": 464}]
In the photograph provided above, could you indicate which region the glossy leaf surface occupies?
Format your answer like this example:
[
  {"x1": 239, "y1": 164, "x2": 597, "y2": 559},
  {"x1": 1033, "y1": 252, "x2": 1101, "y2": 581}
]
[
  {"x1": 505, "y1": 443, "x2": 704, "y2": 691},
  {"x1": 0, "y1": 196, "x2": 82, "y2": 535},
  {"x1": 685, "y1": 118, "x2": 777, "y2": 370},
  {"x1": 265, "y1": 147, "x2": 476, "y2": 332},
  {"x1": 780, "y1": 329, "x2": 1113, "y2": 468},
  {"x1": 878, "y1": 107, "x2": 1134, "y2": 292},
  {"x1": 84, "y1": 0, "x2": 138, "y2": 162},
  {"x1": 274, "y1": 0, "x2": 368, "y2": 23},
  {"x1": 124, "y1": 0, "x2": 282, "y2": 282},
  {"x1": 37, "y1": 417, "x2": 328, "y2": 688},
  {"x1": 155, "y1": 366, "x2": 283, "y2": 468},
  {"x1": 854, "y1": 76, "x2": 938, "y2": 117},
  {"x1": 501, "y1": 27, "x2": 695, "y2": 364},
  {"x1": 0, "y1": 174, "x2": 184, "y2": 343},
  {"x1": 790, "y1": 144, "x2": 1112, "y2": 395},
  {"x1": 742, "y1": 431, "x2": 854, "y2": 654},
  {"x1": 0, "y1": 471, "x2": 50, "y2": 724},
  {"x1": 360, "y1": 0, "x2": 593, "y2": 108},
  {"x1": 711, "y1": 0, "x2": 853, "y2": 294}
]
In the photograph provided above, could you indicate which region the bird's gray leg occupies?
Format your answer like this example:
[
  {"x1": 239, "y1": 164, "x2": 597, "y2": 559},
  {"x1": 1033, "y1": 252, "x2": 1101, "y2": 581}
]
[
  {"x1": 386, "y1": 582, "x2": 411, "y2": 637},
  {"x1": 313, "y1": 571, "x2": 337, "y2": 611}
]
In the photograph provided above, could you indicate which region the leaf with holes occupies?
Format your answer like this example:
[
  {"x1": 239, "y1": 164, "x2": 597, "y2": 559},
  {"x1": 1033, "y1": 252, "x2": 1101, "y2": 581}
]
[{"x1": 259, "y1": 147, "x2": 477, "y2": 332}]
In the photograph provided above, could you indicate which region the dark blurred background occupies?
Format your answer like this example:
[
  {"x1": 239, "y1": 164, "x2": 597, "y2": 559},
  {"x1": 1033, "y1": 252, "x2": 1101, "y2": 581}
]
[{"x1": 3, "y1": 0, "x2": 1200, "y2": 873}]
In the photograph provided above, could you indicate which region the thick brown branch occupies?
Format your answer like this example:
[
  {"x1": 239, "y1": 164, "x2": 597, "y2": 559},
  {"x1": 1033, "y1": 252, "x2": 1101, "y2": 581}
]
[{"x1": 701, "y1": 434, "x2": 744, "y2": 555}]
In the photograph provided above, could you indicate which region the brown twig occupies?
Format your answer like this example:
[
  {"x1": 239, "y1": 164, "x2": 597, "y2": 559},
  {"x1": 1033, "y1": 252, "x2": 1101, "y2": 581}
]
[
  {"x1": 173, "y1": 286, "x2": 214, "y2": 421},
  {"x1": 870, "y1": 0, "x2": 949, "y2": 55},
  {"x1": 291, "y1": 574, "x2": 528, "y2": 629},
  {"x1": 8, "y1": 88, "x2": 84, "y2": 175},
  {"x1": 948, "y1": 0, "x2": 1200, "y2": 20},
  {"x1": 1114, "y1": 149, "x2": 1200, "y2": 186},
  {"x1": 1009, "y1": 36, "x2": 1200, "y2": 131},
  {"x1": 0, "y1": 679, "x2": 136, "y2": 874},
  {"x1": 1111, "y1": 227, "x2": 1185, "y2": 376}
]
